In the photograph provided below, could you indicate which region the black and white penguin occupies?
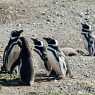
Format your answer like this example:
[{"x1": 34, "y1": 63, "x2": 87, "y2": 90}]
[
  {"x1": 81, "y1": 23, "x2": 95, "y2": 56},
  {"x1": 31, "y1": 38, "x2": 49, "y2": 71},
  {"x1": 43, "y1": 37, "x2": 73, "y2": 79},
  {"x1": 2, "y1": 30, "x2": 23, "y2": 72}
]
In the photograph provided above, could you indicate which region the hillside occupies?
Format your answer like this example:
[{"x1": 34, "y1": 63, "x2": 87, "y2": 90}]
[{"x1": 0, "y1": 0, "x2": 95, "y2": 48}]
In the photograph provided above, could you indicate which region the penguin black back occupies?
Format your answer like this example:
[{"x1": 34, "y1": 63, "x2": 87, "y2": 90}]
[{"x1": 20, "y1": 37, "x2": 34, "y2": 85}]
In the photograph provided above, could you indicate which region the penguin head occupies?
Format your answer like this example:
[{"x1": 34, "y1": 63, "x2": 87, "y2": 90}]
[
  {"x1": 81, "y1": 23, "x2": 89, "y2": 29},
  {"x1": 31, "y1": 38, "x2": 43, "y2": 46},
  {"x1": 81, "y1": 23, "x2": 92, "y2": 33},
  {"x1": 10, "y1": 30, "x2": 23, "y2": 40},
  {"x1": 43, "y1": 37, "x2": 57, "y2": 45}
]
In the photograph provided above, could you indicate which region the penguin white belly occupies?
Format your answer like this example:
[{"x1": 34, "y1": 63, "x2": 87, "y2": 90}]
[
  {"x1": 7, "y1": 45, "x2": 21, "y2": 71},
  {"x1": 82, "y1": 35, "x2": 88, "y2": 51},
  {"x1": 47, "y1": 50, "x2": 64, "y2": 75}
]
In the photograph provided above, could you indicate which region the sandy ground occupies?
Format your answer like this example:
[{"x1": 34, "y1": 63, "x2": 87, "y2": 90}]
[{"x1": 0, "y1": 0, "x2": 94, "y2": 95}]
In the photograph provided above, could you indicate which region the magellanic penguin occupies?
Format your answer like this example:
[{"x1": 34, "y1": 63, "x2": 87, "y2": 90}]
[
  {"x1": 31, "y1": 38, "x2": 49, "y2": 71},
  {"x1": 2, "y1": 30, "x2": 23, "y2": 72},
  {"x1": 43, "y1": 37, "x2": 73, "y2": 79},
  {"x1": 81, "y1": 23, "x2": 95, "y2": 56},
  {"x1": 2, "y1": 36, "x2": 35, "y2": 86},
  {"x1": 18, "y1": 37, "x2": 34, "y2": 86}
]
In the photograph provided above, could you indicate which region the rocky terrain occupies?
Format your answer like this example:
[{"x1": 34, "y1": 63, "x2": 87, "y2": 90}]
[{"x1": 0, "y1": 0, "x2": 94, "y2": 95}]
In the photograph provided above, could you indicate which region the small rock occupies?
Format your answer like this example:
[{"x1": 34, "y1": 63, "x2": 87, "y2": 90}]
[{"x1": 61, "y1": 47, "x2": 78, "y2": 56}]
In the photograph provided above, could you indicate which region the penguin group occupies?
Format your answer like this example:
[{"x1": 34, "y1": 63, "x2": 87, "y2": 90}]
[
  {"x1": 0, "y1": 3, "x2": 94, "y2": 85},
  {"x1": 1, "y1": 30, "x2": 72, "y2": 86},
  {"x1": 1, "y1": 20, "x2": 95, "y2": 86}
]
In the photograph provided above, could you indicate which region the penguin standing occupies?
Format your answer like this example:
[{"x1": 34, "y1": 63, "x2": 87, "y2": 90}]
[
  {"x1": 43, "y1": 37, "x2": 73, "y2": 78},
  {"x1": 2, "y1": 30, "x2": 23, "y2": 72},
  {"x1": 31, "y1": 38, "x2": 49, "y2": 71},
  {"x1": 81, "y1": 23, "x2": 95, "y2": 56}
]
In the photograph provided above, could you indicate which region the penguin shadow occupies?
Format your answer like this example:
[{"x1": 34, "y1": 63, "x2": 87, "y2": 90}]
[
  {"x1": 0, "y1": 78, "x2": 21, "y2": 86},
  {"x1": 0, "y1": 73, "x2": 57, "y2": 86},
  {"x1": 35, "y1": 73, "x2": 59, "y2": 83}
]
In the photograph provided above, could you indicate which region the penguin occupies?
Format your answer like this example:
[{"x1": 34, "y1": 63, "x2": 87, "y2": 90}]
[
  {"x1": 31, "y1": 38, "x2": 49, "y2": 71},
  {"x1": 43, "y1": 37, "x2": 73, "y2": 79},
  {"x1": 43, "y1": 37, "x2": 61, "y2": 61},
  {"x1": 81, "y1": 23, "x2": 95, "y2": 56},
  {"x1": 2, "y1": 30, "x2": 23, "y2": 72},
  {"x1": 19, "y1": 37, "x2": 34, "y2": 85}
]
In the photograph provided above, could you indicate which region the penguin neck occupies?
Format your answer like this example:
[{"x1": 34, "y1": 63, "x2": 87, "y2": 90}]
[{"x1": 48, "y1": 45, "x2": 60, "y2": 52}]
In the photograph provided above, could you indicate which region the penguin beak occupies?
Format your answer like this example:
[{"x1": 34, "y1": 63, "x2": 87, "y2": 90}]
[
  {"x1": 18, "y1": 30, "x2": 23, "y2": 35},
  {"x1": 31, "y1": 38, "x2": 34, "y2": 40},
  {"x1": 31, "y1": 38, "x2": 38, "y2": 43},
  {"x1": 15, "y1": 30, "x2": 23, "y2": 37},
  {"x1": 43, "y1": 37, "x2": 48, "y2": 41}
]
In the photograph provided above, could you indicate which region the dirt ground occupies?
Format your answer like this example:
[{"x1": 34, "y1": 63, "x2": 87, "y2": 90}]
[
  {"x1": 0, "y1": 0, "x2": 95, "y2": 95},
  {"x1": 0, "y1": 56, "x2": 95, "y2": 95}
]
